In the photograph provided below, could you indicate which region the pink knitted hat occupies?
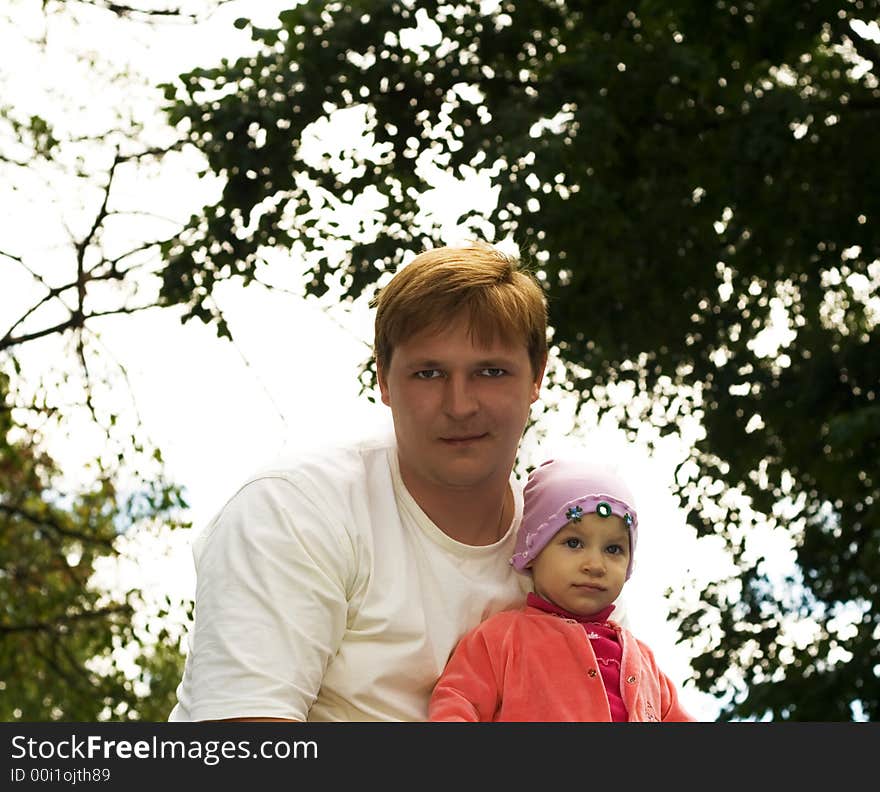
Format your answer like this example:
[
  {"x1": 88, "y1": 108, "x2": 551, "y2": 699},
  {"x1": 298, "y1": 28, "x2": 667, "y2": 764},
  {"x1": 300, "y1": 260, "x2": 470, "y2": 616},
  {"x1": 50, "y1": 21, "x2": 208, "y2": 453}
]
[{"x1": 511, "y1": 457, "x2": 639, "y2": 579}]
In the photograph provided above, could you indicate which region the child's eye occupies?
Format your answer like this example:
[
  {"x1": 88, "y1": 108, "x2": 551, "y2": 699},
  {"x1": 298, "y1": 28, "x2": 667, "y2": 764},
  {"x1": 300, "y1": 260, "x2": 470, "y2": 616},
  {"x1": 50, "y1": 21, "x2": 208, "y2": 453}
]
[
  {"x1": 606, "y1": 544, "x2": 624, "y2": 555},
  {"x1": 564, "y1": 537, "x2": 582, "y2": 549}
]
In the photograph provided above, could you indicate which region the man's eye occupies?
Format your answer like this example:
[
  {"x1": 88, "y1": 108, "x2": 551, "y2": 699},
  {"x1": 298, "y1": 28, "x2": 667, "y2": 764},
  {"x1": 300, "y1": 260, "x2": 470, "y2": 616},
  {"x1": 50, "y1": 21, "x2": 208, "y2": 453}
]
[
  {"x1": 414, "y1": 370, "x2": 442, "y2": 380},
  {"x1": 480, "y1": 368, "x2": 506, "y2": 377}
]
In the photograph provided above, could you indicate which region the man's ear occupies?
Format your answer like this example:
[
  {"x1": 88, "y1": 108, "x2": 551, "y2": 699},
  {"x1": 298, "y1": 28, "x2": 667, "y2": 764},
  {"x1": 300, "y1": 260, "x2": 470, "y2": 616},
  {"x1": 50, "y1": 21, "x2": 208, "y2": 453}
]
[
  {"x1": 530, "y1": 353, "x2": 548, "y2": 403},
  {"x1": 377, "y1": 362, "x2": 391, "y2": 407}
]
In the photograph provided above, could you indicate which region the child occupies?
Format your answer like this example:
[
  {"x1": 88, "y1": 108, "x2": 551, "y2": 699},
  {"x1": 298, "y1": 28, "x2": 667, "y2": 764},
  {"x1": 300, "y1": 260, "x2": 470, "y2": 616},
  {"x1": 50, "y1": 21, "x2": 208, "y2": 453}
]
[{"x1": 428, "y1": 457, "x2": 696, "y2": 722}]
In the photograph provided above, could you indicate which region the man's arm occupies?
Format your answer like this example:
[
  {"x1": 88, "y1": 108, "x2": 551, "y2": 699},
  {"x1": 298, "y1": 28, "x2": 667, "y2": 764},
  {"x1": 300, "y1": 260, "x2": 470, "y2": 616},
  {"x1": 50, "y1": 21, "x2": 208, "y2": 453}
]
[
  {"x1": 212, "y1": 718, "x2": 300, "y2": 722},
  {"x1": 179, "y1": 475, "x2": 351, "y2": 722}
]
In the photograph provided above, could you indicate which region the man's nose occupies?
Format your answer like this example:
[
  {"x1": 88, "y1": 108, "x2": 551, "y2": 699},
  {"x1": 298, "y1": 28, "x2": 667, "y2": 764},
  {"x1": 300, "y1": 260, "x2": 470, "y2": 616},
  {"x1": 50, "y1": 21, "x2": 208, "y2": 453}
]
[{"x1": 443, "y1": 374, "x2": 479, "y2": 419}]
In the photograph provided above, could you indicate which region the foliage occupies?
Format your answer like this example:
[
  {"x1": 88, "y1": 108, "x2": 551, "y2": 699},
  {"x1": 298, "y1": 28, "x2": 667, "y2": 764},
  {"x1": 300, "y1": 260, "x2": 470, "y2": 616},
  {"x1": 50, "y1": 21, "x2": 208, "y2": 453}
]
[
  {"x1": 162, "y1": 0, "x2": 880, "y2": 720},
  {"x1": 0, "y1": 373, "x2": 190, "y2": 721},
  {"x1": 0, "y1": 0, "x2": 231, "y2": 720}
]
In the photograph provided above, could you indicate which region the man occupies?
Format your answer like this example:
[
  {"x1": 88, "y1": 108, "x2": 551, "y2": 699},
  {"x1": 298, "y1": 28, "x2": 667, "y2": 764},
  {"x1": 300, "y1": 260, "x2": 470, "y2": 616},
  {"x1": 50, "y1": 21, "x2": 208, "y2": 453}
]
[{"x1": 168, "y1": 241, "x2": 548, "y2": 721}]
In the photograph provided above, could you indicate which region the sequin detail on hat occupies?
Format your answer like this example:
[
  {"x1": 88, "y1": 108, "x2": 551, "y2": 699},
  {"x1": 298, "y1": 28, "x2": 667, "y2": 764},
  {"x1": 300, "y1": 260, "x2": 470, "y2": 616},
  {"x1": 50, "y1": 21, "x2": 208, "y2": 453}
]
[
  {"x1": 624, "y1": 513, "x2": 633, "y2": 527},
  {"x1": 596, "y1": 501, "x2": 612, "y2": 518},
  {"x1": 566, "y1": 505, "x2": 584, "y2": 523}
]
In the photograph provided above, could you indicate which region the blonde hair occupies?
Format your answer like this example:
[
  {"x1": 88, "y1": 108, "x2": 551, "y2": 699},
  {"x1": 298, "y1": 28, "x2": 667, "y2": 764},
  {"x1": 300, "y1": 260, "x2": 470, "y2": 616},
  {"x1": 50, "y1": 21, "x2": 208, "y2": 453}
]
[{"x1": 373, "y1": 241, "x2": 548, "y2": 377}]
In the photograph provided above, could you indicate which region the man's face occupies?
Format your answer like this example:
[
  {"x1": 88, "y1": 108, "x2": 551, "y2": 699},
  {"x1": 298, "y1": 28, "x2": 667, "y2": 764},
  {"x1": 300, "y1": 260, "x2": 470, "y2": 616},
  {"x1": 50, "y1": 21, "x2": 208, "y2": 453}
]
[{"x1": 377, "y1": 314, "x2": 545, "y2": 498}]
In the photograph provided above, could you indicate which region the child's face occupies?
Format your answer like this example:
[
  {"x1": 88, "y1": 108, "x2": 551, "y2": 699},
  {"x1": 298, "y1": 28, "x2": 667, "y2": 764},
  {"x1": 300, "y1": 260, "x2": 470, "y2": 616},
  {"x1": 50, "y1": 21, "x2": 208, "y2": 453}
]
[{"x1": 529, "y1": 513, "x2": 630, "y2": 616}]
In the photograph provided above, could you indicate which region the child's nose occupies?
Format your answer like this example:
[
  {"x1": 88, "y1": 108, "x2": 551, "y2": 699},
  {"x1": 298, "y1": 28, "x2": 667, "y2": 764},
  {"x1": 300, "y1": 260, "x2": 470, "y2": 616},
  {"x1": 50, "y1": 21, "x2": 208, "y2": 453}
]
[{"x1": 581, "y1": 552, "x2": 605, "y2": 575}]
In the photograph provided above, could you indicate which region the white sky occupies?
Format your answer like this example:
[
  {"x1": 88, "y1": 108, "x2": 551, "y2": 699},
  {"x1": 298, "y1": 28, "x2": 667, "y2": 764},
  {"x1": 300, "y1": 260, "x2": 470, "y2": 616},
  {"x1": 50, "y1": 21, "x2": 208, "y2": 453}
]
[{"x1": 1, "y1": 0, "x2": 726, "y2": 720}]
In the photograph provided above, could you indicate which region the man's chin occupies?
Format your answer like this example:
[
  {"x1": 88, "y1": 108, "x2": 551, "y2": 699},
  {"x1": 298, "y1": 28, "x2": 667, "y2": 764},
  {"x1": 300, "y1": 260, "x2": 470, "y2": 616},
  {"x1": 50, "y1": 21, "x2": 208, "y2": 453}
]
[
  {"x1": 426, "y1": 460, "x2": 500, "y2": 490},
  {"x1": 399, "y1": 442, "x2": 515, "y2": 493}
]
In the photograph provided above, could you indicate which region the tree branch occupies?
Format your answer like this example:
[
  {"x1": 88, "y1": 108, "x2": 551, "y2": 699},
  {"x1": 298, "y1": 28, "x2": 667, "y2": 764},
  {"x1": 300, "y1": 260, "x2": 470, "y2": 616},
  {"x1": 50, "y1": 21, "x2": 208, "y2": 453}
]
[
  {"x1": 1, "y1": 303, "x2": 157, "y2": 350},
  {"x1": 0, "y1": 605, "x2": 132, "y2": 635},
  {"x1": 0, "y1": 152, "x2": 32, "y2": 168},
  {"x1": 0, "y1": 281, "x2": 77, "y2": 350},
  {"x1": 55, "y1": 0, "x2": 239, "y2": 24},
  {"x1": 0, "y1": 502, "x2": 118, "y2": 550},
  {"x1": 32, "y1": 642, "x2": 97, "y2": 705}
]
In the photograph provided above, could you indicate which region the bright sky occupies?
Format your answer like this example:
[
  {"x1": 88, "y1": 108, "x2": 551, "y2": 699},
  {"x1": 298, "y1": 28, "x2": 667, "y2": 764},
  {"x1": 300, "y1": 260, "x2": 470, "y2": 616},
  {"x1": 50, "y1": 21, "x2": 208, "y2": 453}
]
[{"x1": 1, "y1": 0, "x2": 726, "y2": 720}]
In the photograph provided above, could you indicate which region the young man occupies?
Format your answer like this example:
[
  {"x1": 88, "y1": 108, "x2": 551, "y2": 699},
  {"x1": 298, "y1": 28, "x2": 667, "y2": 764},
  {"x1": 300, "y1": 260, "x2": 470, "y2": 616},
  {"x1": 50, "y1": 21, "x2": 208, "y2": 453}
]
[{"x1": 168, "y1": 241, "x2": 548, "y2": 721}]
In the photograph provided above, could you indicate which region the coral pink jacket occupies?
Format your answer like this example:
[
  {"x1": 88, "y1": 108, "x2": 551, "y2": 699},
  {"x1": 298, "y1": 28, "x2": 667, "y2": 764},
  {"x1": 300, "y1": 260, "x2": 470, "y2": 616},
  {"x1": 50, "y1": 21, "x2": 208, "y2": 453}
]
[{"x1": 428, "y1": 606, "x2": 696, "y2": 722}]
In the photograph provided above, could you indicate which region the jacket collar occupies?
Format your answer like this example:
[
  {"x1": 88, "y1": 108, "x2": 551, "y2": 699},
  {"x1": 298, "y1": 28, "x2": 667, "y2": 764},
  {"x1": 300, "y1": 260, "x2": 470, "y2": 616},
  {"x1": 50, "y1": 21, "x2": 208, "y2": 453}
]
[{"x1": 526, "y1": 592, "x2": 615, "y2": 623}]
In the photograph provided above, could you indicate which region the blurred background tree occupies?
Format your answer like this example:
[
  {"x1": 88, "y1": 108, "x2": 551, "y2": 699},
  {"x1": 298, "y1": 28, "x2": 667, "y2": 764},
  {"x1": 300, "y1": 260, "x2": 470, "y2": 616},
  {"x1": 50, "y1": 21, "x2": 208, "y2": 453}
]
[
  {"x1": 3, "y1": 0, "x2": 877, "y2": 721},
  {"x1": 159, "y1": 0, "x2": 880, "y2": 720},
  {"x1": 0, "y1": 370, "x2": 188, "y2": 721},
  {"x1": 0, "y1": 0, "x2": 232, "y2": 720}
]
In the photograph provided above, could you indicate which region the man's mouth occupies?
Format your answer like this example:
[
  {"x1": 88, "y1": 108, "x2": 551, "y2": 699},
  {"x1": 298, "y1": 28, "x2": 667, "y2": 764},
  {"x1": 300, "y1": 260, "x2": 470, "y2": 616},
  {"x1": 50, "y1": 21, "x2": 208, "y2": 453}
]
[{"x1": 440, "y1": 433, "x2": 489, "y2": 445}]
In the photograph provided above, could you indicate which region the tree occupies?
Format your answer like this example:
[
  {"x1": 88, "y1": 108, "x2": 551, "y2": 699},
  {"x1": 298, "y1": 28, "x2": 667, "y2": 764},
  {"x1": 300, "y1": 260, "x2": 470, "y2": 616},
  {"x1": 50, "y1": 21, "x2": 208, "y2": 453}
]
[
  {"x1": 0, "y1": 0, "x2": 241, "y2": 720},
  {"x1": 160, "y1": 0, "x2": 880, "y2": 720},
  {"x1": 0, "y1": 370, "x2": 189, "y2": 721}
]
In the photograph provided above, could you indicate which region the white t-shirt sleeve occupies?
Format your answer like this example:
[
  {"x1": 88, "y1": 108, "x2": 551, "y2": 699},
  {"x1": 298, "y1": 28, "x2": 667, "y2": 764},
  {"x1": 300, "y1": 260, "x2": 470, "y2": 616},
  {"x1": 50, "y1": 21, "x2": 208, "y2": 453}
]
[{"x1": 180, "y1": 474, "x2": 353, "y2": 721}]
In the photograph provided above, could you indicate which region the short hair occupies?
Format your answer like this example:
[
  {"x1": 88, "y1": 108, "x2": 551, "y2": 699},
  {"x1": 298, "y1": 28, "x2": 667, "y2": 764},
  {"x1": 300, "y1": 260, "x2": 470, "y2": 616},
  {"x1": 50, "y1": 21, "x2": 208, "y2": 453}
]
[{"x1": 372, "y1": 241, "x2": 548, "y2": 378}]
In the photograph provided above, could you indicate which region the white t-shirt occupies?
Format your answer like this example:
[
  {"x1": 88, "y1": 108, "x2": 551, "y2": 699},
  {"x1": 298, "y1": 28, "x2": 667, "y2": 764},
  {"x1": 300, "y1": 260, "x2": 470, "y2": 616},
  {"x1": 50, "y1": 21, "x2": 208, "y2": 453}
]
[{"x1": 168, "y1": 429, "x2": 530, "y2": 722}]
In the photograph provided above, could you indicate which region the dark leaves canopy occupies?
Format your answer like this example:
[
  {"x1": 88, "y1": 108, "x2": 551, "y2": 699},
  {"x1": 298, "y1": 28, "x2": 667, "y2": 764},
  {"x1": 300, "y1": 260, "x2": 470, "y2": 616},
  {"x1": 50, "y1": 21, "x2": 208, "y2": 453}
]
[{"x1": 161, "y1": 0, "x2": 880, "y2": 720}]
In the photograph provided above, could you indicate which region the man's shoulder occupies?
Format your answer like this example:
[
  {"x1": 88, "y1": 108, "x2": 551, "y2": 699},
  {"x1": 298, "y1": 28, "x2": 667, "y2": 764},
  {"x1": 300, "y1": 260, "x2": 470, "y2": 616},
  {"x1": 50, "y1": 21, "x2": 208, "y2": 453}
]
[
  {"x1": 192, "y1": 425, "x2": 398, "y2": 553},
  {"x1": 244, "y1": 424, "x2": 397, "y2": 494}
]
